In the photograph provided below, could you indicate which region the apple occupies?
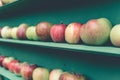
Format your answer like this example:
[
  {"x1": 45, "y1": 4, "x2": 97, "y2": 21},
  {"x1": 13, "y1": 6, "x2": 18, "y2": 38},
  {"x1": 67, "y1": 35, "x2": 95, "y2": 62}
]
[
  {"x1": 26, "y1": 26, "x2": 40, "y2": 40},
  {"x1": 1, "y1": 26, "x2": 12, "y2": 39},
  {"x1": 0, "y1": 0, "x2": 3, "y2": 6},
  {"x1": 8, "y1": 60, "x2": 19, "y2": 72},
  {"x1": 0, "y1": 55, "x2": 6, "y2": 66},
  {"x1": 2, "y1": 57, "x2": 14, "y2": 69},
  {"x1": 36, "y1": 22, "x2": 52, "y2": 41},
  {"x1": 110, "y1": 24, "x2": 120, "y2": 47},
  {"x1": 49, "y1": 69, "x2": 63, "y2": 80},
  {"x1": 11, "y1": 27, "x2": 18, "y2": 39},
  {"x1": 17, "y1": 23, "x2": 29, "y2": 40},
  {"x1": 13, "y1": 62, "x2": 27, "y2": 76},
  {"x1": 80, "y1": 18, "x2": 112, "y2": 45},
  {"x1": 59, "y1": 72, "x2": 85, "y2": 80},
  {"x1": 0, "y1": 28, "x2": 2, "y2": 37},
  {"x1": 50, "y1": 24, "x2": 66, "y2": 42},
  {"x1": 32, "y1": 67, "x2": 49, "y2": 80},
  {"x1": 21, "y1": 63, "x2": 37, "y2": 80},
  {"x1": 2, "y1": 0, "x2": 17, "y2": 4},
  {"x1": 65, "y1": 22, "x2": 82, "y2": 44}
]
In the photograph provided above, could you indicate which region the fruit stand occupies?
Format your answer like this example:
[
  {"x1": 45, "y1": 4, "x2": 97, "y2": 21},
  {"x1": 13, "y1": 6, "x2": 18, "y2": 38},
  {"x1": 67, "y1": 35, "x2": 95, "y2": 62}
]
[{"x1": 0, "y1": 0, "x2": 120, "y2": 80}]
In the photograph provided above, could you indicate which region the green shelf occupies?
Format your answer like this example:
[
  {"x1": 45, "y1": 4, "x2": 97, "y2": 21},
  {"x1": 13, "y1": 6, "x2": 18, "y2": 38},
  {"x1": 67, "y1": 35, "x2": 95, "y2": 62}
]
[
  {"x1": 0, "y1": 67, "x2": 22, "y2": 80},
  {"x1": 0, "y1": 38, "x2": 119, "y2": 57}
]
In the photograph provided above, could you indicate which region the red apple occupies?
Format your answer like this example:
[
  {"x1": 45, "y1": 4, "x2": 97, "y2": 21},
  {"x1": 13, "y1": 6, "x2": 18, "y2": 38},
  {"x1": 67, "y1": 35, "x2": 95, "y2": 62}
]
[
  {"x1": 59, "y1": 72, "x2": 85, "y2": 80},
  {"x1": 65, "y1": 22, "x2": 82, "y2": 44},
  {"x1": 36, "y1": 22, "x2": 52, "y2": 41},
  {"x1": 80, "y1": 18, "x2": 112, "y2": 45},
  {"x1": 2, "y1": 57, "x2": 14, "y2": 69},
  {"x1": 13, "y1": 62, "x2": 22, "y2": 76},
  {"x1": 17, "y1": 23, "x2": 29, "y2": 39},
  {"x1": 8, "y1": 60, "x2": 19, "y2": 72},
  {"x1": 50, "y1": 24, "x2": 66, "y2": 42},
  {"x1": 0, "y1": 55, "x2": 6, "y2": 66},
  {"x1": 49, "y1": 69, "x2": 63, "y2": 80},
  {"x1": 21, "y1": 63, "x2": 37, "y2": 80},
  {"x1": 32, "y1": 67, "x2": 49, "y2": 80}
]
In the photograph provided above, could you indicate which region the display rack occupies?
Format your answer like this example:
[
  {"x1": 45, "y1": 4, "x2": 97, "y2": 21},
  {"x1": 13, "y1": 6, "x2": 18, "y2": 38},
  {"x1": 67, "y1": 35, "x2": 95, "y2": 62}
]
[{"x1": 0, "y1": 0, "x2": 120, "y2": 80}]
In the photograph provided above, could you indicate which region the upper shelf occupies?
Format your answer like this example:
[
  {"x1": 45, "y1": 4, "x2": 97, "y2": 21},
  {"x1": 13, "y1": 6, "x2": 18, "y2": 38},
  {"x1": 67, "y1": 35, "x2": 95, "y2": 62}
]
[{"x1": 0, "y1": 38, "x2": 120, "y2": 57}]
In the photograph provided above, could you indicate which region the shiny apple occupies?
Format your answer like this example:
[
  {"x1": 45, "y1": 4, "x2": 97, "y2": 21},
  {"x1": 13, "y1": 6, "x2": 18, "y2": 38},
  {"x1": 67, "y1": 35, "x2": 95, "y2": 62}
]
[
  {"x1": 17, "y1": 23, "x2": 29, "y2": 39},
  {"x1": 21, "y1": 63, "x2": 37, "y2": 80},
  {"x1": 32, "y1": 67, "x2": 49, "y2": 80},
  {"x1": 65, "y1": 22, "x2": 82, "y2": 44},
  {"x1": 26, "y1": 26, "x2": 40, "y2": 40},
  {"x1": 11, "y1": 27, "x2": 18, "y2": 39},
  {"x1": 110, "y1": 24, "x2": 120, "y2": 46},
  {"x1": 59, "y1": 72, "x2": 85, "y2": 80},
  {"x1": 80, "y1": 18, "x2": 112, "y2": 45},
  {"x1": 1, "y1": 26, "x2": 12, "y2": 39},
  {"x1": 50, "y1": 24, "x2": 66, "y2": 42},
  {"x1": 8, "y1": 60, "x2": 19, "y2": 72},
  {"x1": 36, "y1": 22, "x2": 52, "y2": 41},
  {"x1": 2, "y1": 57, "x2": 14, "y2": 69},
  {"x1": 49, "y1": 69, "x2": 63, "y2": 80}
]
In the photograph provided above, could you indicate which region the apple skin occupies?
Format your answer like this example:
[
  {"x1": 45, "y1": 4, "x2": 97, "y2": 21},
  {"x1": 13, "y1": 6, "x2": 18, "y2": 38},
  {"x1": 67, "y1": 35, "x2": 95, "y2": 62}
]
[
  {"x1": 80, "y1": 18, "x2": 112, "y2": 45},
  {"x1": 32, "y1": 67, "x2": 49, "y2": 80},
  {"x1": 17, "y1": 23, "x2": 29, "y2": 40},
  {"x1": 49, "y1": 69, "x2": 63, "y2": 80},
  {"x1": 2, "y1": 57, "x2": 14, "y2": 69},
  {"x1": 36, "y1": 22, "x2": 52, "y2": 41},
  {"x1": 110, "y1": 24, "x2": 120, "y2": 47},
  {"x1": 59, "y1": 72, "x2": 85, "y2": 80},
  {"x1": 2, "y1": 0, "x2": 17, "y2": 4},
  {"x1": 11, "y1": 27, "x2": 19, "y2": 39},
  {"x1": 13, "y1": 62, "x2": 21, "y2": 76},
  {"x1": 0, "y1": 55, "x2": 6, "y2": 66},
  {"x1": 26, "y1": 26, "x2": 40, "y2": 40},
  {"x1": 0, "y1": 28, "x2": 2, "y2": 37},
  {"x1": 1, "y1": 26, "x2": 12, "y2": 39},
  {"x1": 65, "y1": 22, "x2": 82, "y2": 44},
  {"x1": 21, "y1": 63, "x2": 37, "y2": 80},
  {"x1": 50, "y1": 24, "x2": 66, "y2": 42},
  {"x1": 8, "y1": 60, "x2": 19, "y2": 72}
]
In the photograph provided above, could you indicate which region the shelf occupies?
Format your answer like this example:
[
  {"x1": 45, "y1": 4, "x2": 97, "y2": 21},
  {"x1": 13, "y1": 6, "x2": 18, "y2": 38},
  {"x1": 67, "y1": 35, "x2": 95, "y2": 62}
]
[
  {"x1": 0, "y1": 38, "x2": 119, "y2": 57},
  {"x1": 0, "y1": 67, "x2": 22, "y2": 80}
]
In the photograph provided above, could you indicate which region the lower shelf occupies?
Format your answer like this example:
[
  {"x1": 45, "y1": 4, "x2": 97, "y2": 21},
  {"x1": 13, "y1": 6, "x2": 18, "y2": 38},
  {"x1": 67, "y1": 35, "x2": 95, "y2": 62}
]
[{"x1": 0, "y1": 67, "x2": 22, "y2": 80}]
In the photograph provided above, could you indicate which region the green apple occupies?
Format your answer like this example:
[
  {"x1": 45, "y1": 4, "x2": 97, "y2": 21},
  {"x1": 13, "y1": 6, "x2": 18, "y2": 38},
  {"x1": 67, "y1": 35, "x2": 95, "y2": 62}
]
[
  {"x1": 26, "y1": 26, "x2": 40, "y2": 40},
  {"x1": 1, "y1": 26, "x2": 12, "y2": 39},
  {"x1": 11, "y1": 27, "x2": 18, "y2": 39},
  {"x1": 110, "y1": 24, "x2": 120, "y2": 47},
  {"x1": 80, "y1": 18, "x2": 112, "y2": 45}
]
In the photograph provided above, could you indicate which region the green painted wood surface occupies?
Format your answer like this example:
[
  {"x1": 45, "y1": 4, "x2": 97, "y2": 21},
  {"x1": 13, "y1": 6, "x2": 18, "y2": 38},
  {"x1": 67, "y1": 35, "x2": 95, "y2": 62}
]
[{"x1": 0, "y1": 0, "x2": 120, "y2": 80}]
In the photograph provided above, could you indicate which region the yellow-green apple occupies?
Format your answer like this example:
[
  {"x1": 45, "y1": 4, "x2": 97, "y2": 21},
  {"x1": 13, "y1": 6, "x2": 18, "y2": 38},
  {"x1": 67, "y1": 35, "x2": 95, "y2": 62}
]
[
  {"x1": 50, "y1": 24, "x2": 66, "y2": 42},
  {"x1": 80, "y1": 18, "x2": 112, "y2": 45},
  {"x1": 21, "y1": 63, "x2": 37, "y2": 80},
  {"x1": 11, "y1": 27, "x2": 18, "y2": 39},
  {"x1": 1, "y1": 26, "x2": 12, "y2": 39},
  {"x1": 26, "y1": 26, "x2": 40, "y2": 40},
  {"x1": 0, "y1": 28, "x2": 2, "y2": 37},
  {"x1": 32, "y1": 67, "x2": 49, "y2": 80},
  {"x1": 65, "y1": 22, "x2": 82, "y2": 44},
  {"x1": 17, "y1": 23, "x2": 29, "y2": 40},
  {"x1": 2, "y1": 57, "x2": 14, "y2": 69},
  {"x1": 0, "y1": 55, "x2": 6, "y2": 66},
  {"x1": 8, "y1": 60, "x2": 19, "y2": 72},
  {"x1": 49, "y1": 69, "x2": 63, "y2": 80},
  {"x1": 59, "y1": 72, "x2": 85, "y2": 80},
  {"x1": 36, "y1": 22, "x2": 52, "y2": 41},
  {"x1": 2, "y1": 0, "x2": 17, "y2": 4},
  {"x1": 110, "y1": 24, "x2": 120, "y2": 47}
]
